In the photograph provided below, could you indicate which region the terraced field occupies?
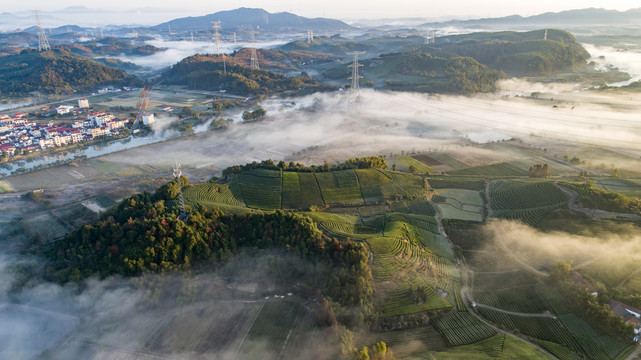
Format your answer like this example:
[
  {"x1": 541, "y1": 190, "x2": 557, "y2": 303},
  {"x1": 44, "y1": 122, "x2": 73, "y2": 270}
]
[
  {"x1": 433, "y1": 189, "x2": 484, "y2": 222},
  {"x1": 427, "y1": 335, "x2": 556, "y2": 360},
  {"x1": 183, "y1": 183, "x2": 245, "y2": 208},
  {"x1": 282, "y1": 172, "x2": 324, "y2": 209},
  {"x1": 315, "y1": 170, "x2": 364, "y2": 205},
  {"x1": 490, "y1": 181, "x2": 568, "y2": 226},
  {"x1": 236, "y1": 169, "x2": 282, "y2": 209},
  {"x1": 391, "y1": 197, "x2": 437, "y2": 216},
  {"x1": 432, "y1": 312, "x2": 496, "y2": 346},
  {"x1": 477, "y1": 307, "x2": 580, "y2": 353},
  {"x1": 449, "y1": 161, "x2": 528, "y2": 177},
  {"x1": 427, "y1": 177, "x2": 486, "y2": 190},
  {"x1": 474, "y1": 284, "x2": 556, "y2": 314},
  {"x1": 380, "y1": 169, "x2": 428, "y2": 199}
]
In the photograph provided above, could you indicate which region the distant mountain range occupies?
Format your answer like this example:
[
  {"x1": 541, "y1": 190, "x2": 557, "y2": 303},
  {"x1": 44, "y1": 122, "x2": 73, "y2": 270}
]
[
  {"x1": 154, "y1": 7, "x2": 351, "y2": 33},
  {"x1": 426, "y1": 7, "x2": 641, "y2": 28}
]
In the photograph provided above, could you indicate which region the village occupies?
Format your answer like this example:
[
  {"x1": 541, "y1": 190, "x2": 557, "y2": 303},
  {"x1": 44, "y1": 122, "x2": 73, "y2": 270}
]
[{"x1": 0, "y1": 97, "x2": 157, "y2": 161}]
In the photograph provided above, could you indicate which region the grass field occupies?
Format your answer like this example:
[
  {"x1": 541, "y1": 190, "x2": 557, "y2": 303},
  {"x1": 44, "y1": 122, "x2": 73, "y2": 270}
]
[
  {"x1": 396, "y1": 156, "x2": 436, "y2": 174},
  {"x1": 0, "y1": 181, "x2": 12, "y2": 193}
]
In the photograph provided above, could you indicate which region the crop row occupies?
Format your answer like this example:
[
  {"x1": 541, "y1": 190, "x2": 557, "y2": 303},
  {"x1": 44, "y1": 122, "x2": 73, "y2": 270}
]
[
  {"x1": 183, "y1": 183, "x2": 244, "y2": 208},
  {"x1": 560, "y1": 314, "x2": 628, "y2": 360},
  {"x1": 477, "y1": 307, "x2": 580, "y2": 354},
  {"x1": 427, "y1": 177, "x2": 486, "y2": 190},
  {"x1": 490, "y1": 181, "x2": 567, "y2": 210},
  {"x1": 432, "y1": 311, "x2": 496, "y2": 346},
  {"x1": 449, "y1": 161, "x2": 528, "y2": 177}
]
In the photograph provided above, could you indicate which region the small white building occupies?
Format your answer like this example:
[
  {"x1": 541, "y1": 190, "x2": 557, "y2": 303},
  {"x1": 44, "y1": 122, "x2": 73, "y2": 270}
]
[
  {"x1": 142, "y1": 113, "x2": 155, "y2": 125},
  {"x1": 56, "y1": 105, "x2": 75, "y2": 115},
  {"x1": 78, "y1": 98, "x2": 89, "y2": 108}
]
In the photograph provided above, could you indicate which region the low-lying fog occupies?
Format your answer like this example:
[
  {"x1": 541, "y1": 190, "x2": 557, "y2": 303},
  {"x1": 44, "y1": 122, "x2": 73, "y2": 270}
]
[
  {"x1": 4, "y1": 53, "x2": 641, "y2": 359},
  {"x1": 98, "y1": 86, "x2": 641, "y2": 174}
]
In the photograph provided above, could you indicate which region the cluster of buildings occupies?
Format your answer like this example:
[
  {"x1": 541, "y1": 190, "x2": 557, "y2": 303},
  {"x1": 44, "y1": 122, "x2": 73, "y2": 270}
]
[{"x1": 0, "y1": 99, "x2": 130, "y2": 158}]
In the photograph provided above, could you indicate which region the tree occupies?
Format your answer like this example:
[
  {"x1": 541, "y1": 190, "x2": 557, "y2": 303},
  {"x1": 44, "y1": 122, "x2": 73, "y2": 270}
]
[{"x1": 408, "y1": 165, "x2": 417, "y2": 173}]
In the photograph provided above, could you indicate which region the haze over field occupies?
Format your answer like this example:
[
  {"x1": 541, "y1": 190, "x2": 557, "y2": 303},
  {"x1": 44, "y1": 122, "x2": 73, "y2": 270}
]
[{"x1": 3, "y1": 2, "x2": 641, "y2": 359}]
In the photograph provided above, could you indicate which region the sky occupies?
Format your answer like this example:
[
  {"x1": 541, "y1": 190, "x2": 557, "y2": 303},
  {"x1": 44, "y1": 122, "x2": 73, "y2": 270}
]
[{"x1": 5, "y1": 0, "x2": 641, "y2": 20}]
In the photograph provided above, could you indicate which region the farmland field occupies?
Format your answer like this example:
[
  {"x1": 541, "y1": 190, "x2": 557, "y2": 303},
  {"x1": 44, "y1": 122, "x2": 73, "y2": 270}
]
[
  {"x1": 21, "y1": 213, "x2": 68, "y2": 241},
  {"x1": 396, "y1": 156, "x2": 436, "y2": 174},
  {"x1": 315, "y1": 170, "x2": 364, "y2": 205},
  {"x1": 431, "y1": 311, "x2": 496, "y2": 346},
  {"x1": 490, "y1": 180, "x2": 568, "y2": 226},
  {"x1": 427, "y1": 177, "x2": 486, "y2": 190},
  {"x1": 448, "y1": 161, "x2": 528, "y2": 177},
  {"x1": 425, "y1": 334, "x2": 556, "y2": 360},
  {"x1": 433, "y1": 188, "x2": 484, "y2": 222},
  {"x1": 236, "y1": 169, "x2": 282, "y2": 209},
  {"x1": 282, "y1": 172, "x2": 325, "y2": 209},
  {"x1": 356, "y1": 326, "x2": 448, "y2": 358}
]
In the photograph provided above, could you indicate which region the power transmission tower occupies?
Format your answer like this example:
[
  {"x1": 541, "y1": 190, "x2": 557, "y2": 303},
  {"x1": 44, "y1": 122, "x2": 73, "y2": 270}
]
[
  {"x1": 131, "y1": 85, "x2": 150, "y2": 132},
  {"x1": 249, "y1": 30, "x2": 260, "y2": 70},
  {"x1": 347, "y1": 51, "x2": 365, "y2": 111},
  {"x1": 33, "y1": 10, "x2": 51, "y2": 51},
  {"x1": 172, "y1": 162, "x2": 190, "y2": 221},
  {"x1": 212, "y1": 21, "x2": 226, "y2": 75}
]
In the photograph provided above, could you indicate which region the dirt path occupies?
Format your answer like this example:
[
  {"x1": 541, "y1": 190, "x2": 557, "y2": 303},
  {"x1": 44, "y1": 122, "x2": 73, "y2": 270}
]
[
  {"x1": 624, "y1": 344, "x2": 641, "y2": 360},
  {"x1": 485, "y1": 180, "x2": 496, "y2": 218},
  {"x1": 474, "y1": 303, "x2": 557, "y2": 318}
]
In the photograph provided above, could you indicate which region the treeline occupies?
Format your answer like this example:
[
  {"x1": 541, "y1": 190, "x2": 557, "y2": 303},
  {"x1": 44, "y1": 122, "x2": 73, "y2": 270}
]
[
  {"x1": 0, "y1": 47, "x2": 140, "y2": 97},
  {"x1": 44, "y1": 179, "x2": 374, "y2": 327},
  {"x1": 560, "y1": 182, "x2": 641, "y2": 215},
  {"x1": 162, "y1": 54, "x2": 333, "y2": 96},
  {"x1": 222, "y1": 156, "x2": 388, "y2": 179},
  {"x1": 549, "y1": 261, "x2": 635, "y2": 341},
  {"x1": 528, "y1": 163, "x2": 550, "y2": 178}
]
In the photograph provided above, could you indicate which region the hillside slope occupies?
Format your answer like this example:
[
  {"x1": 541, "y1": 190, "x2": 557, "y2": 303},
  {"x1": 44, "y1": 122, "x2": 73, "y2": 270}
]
[{"x1": 0, "y1": 47, "x2": 140, "y2": 97}]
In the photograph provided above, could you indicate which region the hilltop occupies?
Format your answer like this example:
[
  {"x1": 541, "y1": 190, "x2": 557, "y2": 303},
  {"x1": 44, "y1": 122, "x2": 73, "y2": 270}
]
[
  {"x1": 154, "y1": 7, "x2": 351, "y2": 33},
  {"x1": 0, "y1": 47, "x2": 140, "y2": 97},
  {"x1": 425, "y1": 7, "x2": 641, "y2": 28},
  {"x1": 162, "y1": 53, "x2": 334, "y2": 96}
]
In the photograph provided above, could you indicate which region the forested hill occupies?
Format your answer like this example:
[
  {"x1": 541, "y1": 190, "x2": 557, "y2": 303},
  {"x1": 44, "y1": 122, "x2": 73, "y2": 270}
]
[
  {"x1": 428, "y1": 29, "x2": 590, "y2": 76},
  {"x1": 0, "y1": 47, "x2": 141, "y2": 97},
  {"x1": 162, "y1": 53, "x2": 334, "y2": 96}
]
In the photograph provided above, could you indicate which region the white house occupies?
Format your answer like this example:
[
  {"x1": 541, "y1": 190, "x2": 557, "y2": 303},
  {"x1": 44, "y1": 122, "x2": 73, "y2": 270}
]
[
  {"x1": 56, "y1": 105, "x2": 75, "y2": 115},
  {"x1": 78, "y1": 98, "x2": 89, "y2": 108},
  {"x1": 142, "y1": 113, "x2": 155, "y2": 125}
]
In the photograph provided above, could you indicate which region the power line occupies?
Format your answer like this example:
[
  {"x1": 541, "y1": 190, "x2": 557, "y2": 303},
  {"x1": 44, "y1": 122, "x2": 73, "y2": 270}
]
[{"x1": 172, "y1": 162, "x2": 190, "y2": 221}]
